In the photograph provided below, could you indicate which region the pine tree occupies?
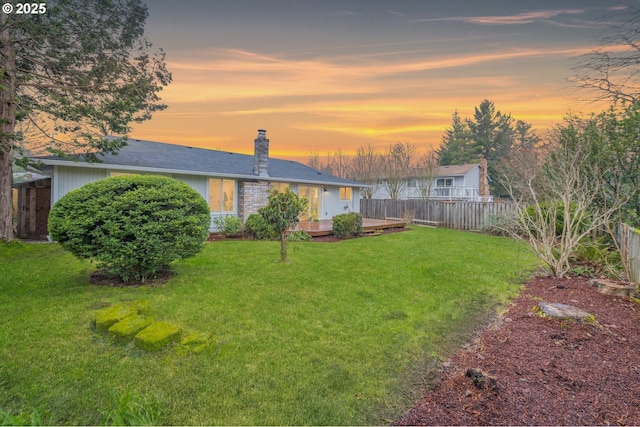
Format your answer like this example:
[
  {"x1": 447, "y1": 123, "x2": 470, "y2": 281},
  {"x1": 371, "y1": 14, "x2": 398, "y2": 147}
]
[{"x1": 437, "y1": 110, "x2": 473, "y2": 165}]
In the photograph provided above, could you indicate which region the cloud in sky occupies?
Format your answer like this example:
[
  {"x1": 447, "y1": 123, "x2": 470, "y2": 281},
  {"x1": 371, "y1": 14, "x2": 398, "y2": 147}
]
[
  {"x1": 164, "y1": 43, "x2": 593, "y2": 104},
  {"x1": 132, "y1": 1, "x2": 621, "y2": 159},
  {"x1": 413, "y1": 9, "x2": 586, "y2": 26}
]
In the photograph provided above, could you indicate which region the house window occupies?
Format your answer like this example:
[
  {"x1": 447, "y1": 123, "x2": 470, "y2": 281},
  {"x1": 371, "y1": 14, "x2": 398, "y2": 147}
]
[
  {"x1": 209, "y1": 178, "x2": 235, "y2": 212},
  {"x1": 298, "y1": 186, "x2": 321, "y2": 221},
  {"x1": 436, "y1": 178, "x2": 453, "y2": 187},
  {"x1": 339, "y1": 187, "x2": 352, "y2": 201},
  {"x1": 270, "y1": 182, "x2": 290, "y2": 193},
  {"x1": 407, "y1": 179, "x2": 418, "y2": 188}
]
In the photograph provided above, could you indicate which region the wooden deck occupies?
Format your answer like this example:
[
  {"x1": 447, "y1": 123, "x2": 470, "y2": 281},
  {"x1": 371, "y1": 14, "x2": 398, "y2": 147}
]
[{"x1": 293, "y1": 218, "x2": 407, "y2": 237}]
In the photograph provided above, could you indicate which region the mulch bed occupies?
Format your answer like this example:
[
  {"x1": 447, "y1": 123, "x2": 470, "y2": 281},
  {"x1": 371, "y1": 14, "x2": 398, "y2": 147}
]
[
  {"x1": 310, "y1": 226, "x2": 409, "y2": 242},
  {"x1": 394, "y1": 276, "x2": 640, "y2": 426},
  {"x1": 89, "y1": 269, "x2": 173, "y2": 287},
  {"x1": 209, "y1": 226, "x2": 410, "y2": 243}
]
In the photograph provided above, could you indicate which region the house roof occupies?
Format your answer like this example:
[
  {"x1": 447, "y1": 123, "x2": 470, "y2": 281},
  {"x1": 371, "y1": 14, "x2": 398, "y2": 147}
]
[
  {"x1": 403, "y1": 163, "x2": 479, "y2": 179},
  {"x1": 436, "y1": 163, "x2": 479, "y2": 177},
  {"x1": 33, "y1": 138, "x2": 364, "y2": 187}
]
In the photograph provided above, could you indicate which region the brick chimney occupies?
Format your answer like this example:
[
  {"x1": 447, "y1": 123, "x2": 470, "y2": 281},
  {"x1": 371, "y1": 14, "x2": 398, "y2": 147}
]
[
  {"x1": 253, "y1": 129, "x2": 269, "y2": 177},
  {"x1": 478, "y1": 158, "x2": 490, "y2": 199}
]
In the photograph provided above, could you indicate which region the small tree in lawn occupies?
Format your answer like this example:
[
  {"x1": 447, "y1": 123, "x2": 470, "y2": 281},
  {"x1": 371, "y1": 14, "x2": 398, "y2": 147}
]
[{"x1": 259, "y1": 187, "x2": 308, "y2": 261}]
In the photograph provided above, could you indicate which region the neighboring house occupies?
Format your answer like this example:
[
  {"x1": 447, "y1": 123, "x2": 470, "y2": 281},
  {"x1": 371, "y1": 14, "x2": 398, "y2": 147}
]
[
  {"x1": 372, "y1": 159, "x2": 491, "y2": 201},
  {"x1": 21, "y1": 130, "x2": 364, "y2": 236}
]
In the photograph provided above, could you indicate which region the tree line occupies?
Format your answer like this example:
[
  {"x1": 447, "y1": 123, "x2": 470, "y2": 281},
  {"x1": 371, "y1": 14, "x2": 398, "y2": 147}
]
[
  {"x1": 307, "y1": 142, "x2": 438, "y2": 200},
  {"x1": 306, "y1": 99, "x2": 538, "y2": 199}
]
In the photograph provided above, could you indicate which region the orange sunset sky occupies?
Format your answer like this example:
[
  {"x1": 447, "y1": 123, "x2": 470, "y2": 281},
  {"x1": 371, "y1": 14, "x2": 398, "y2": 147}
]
[{"x1": 130, "y1": 0, "x2": 629, "y2": 162}]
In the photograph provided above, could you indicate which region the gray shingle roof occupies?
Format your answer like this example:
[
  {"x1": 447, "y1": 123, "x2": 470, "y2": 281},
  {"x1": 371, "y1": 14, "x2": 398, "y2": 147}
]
[{"x1": 35, "y1": 138, "x2": 364, "y2": 187}]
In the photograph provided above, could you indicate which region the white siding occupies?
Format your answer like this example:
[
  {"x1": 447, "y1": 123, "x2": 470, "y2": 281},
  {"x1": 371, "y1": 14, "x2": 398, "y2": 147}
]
[
  {"x1": 52, "y1": 166, "x2": 107, "y2": 204},
  {"x1": 51, "y1": 166, "x2": 361, "y2": 231},
  {"x1": 171, "y1": 174, "x2": 207, "y2": 201},
  {"x1": 321, "y1": 186, "x2": 356, "y2": 219},
  {"x1": 463, "y1": 166, "x2": 480, "y2": 190}
]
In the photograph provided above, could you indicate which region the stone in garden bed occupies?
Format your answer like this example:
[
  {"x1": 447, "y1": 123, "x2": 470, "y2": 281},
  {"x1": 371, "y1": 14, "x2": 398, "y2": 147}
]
[{"x1": 538, "y1": 301, "x2": 593, "y2": 321}]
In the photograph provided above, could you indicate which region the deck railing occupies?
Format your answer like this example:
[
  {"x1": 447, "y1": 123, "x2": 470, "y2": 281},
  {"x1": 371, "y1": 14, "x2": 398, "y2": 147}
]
[{"x1": 405, "y1": 186, "x2": 488, "y2": 201}]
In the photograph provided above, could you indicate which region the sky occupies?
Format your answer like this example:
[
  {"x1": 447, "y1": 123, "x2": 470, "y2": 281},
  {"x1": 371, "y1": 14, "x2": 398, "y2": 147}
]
[{"x1": 129, "y1": 0, "x2": 635, "y2": 161}]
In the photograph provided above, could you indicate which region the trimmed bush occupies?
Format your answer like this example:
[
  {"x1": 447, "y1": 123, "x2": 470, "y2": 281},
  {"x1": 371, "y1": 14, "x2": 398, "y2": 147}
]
[
  {"x1": 332, "y1": 213, "x2": 363, "y2": 238},
  {"x1": 244, "y1": 213, "x2": 276, "y2": 240},
  {"x1": 48, "y1": 175, "x2": 210, "y2": 282},
  {"x1": 212, "y1": 215, "x2": 243, "y2": 237}
]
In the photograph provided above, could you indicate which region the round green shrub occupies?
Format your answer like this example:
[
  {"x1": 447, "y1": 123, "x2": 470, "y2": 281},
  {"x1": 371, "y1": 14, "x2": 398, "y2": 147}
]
[
  {"x1": 48, "y1": 175, "x2": 210, "y2": 282},
  {"x1": 212, "y1": 215, "x2": 243, "y2": 237},
  {"x1": 244, "y1": 213, "x2": 276, "y2": 240},
  {"x1": 332, "y1": 213, "x2": 363, "y2": 238}
]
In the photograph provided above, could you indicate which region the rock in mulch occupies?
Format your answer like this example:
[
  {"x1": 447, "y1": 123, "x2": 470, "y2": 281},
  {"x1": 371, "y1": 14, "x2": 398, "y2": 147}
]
[{"x1": 537, "y1": 301, "x2": 592, "y2": 321}]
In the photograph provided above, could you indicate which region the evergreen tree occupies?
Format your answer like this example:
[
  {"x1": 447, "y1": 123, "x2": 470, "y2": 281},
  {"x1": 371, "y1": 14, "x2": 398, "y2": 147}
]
[
  {"x1": 437, "y1": 100, "x2": 538, "y2": 197},
  {"x1": 467, "y1": 99, "x2": 513, "y2": 163},
  {"x1": 514, "y1": 120, "x2": 540, "y2": 150},
  {"x1": 0, "y1": 0, "x2": 171, "y2": 241},
  {"x1": 437, "y1": 110, "x2": 473, "y2": 165}
]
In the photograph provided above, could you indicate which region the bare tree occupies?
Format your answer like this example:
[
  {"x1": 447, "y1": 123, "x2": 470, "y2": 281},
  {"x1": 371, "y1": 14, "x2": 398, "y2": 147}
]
[
  {"x1": 415, "y1": 149, "x2": 438, "y2": 200},
  {"x1": 351, "y1": 144, "x2": 380, "y2": 199},
  {"x1": 572, "y1": 6, "x2": 640, "y2": 104},
  {"x1": 382, "y1": 142, "x2": 416, "y2": 200},
  {"x1": 498, "y1": 128, "x2": 627, "y2": 278},
  {"x1": 326, "y1": 149, "x2": 352, "y2": 179},
  {"x1": 307, "y1": 151, "x2": 323, "y2": 171}
]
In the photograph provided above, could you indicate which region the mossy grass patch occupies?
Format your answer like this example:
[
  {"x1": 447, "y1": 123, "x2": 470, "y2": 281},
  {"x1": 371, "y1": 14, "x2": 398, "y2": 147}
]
[
  {"x1": 175, "y1": 330, "x2": 216, "y2": 355},
  {"x1": 108, "y1": 315, "x2": 155, "y2": 344},
  {"x1": 94, "y1": 299, "x2": 152, "y2": 333},
  {"x1": 134, "y1": 321, "x2": 182, "y2": 352}
]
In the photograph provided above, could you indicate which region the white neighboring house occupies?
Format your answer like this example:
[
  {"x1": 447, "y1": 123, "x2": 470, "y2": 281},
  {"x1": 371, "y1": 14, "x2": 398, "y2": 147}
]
[
  {"x1": 371, "y1": 159, "x2": 491, "y2": 202},
  {"x1": 23, "y1": 130, "x2": 365, "y2": 236}
]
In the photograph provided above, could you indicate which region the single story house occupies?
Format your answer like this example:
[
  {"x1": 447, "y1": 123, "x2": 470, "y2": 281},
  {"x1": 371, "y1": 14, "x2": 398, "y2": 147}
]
[
  {"x1": 21, "y1": 130, "x2": 364, "y2": 237},
  {"x1": 371, "y1": 159, "x2": 491, "y2": 201}
]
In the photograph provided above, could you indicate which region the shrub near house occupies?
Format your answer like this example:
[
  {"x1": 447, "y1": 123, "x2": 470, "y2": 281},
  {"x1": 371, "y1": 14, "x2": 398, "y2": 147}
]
[
  {"x1": 332, "y1": 213, "x2": 363, "y2": 238},
  {"x1": 48, "y1": 175, "x2": 210, "y2": 282}
]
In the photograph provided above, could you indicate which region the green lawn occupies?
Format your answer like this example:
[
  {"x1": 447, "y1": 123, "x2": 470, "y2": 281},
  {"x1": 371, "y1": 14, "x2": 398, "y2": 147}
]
[{"x1": 0, "y1": 227, "x2": 535, "y2": 425}]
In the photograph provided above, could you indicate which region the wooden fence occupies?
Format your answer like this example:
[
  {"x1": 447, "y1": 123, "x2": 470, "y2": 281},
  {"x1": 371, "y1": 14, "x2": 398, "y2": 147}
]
[
  {"x1": 360, "y1": 199, "x2": 514, "y2": 231},
  {"x1": 620, "y1": 223, "x2": 640, "y2": 283}
]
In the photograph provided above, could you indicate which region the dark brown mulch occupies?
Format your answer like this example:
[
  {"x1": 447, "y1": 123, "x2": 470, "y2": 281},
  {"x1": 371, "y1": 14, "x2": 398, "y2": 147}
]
[
  {"x1": 209, "y1": 226, "x2": 410, "y2": 243},
  {"x1": 311, "y1": 226, "x2": 409, "y2": 242},
  {"x1": 89, "y1": 269, "x2": 173, "y2": 287},
  {"x1": 394, "y1": 276, "x2": 640, "y2": 426}
]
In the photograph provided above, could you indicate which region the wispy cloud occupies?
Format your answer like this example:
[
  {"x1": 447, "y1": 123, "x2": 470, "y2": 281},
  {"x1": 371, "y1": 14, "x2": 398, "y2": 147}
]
[
  {"x1": 166, "y1": 45, "x2": 594, "y2": 102},
  {"x1": 387, "y1": 10, "x2": 409, "y2": 18},
  {"x1": 332, "y1": 9, "x2": 358, "y2": 16},
  {"x1": 414, "y1": 9, "x2": 584, "y2": 25}
]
